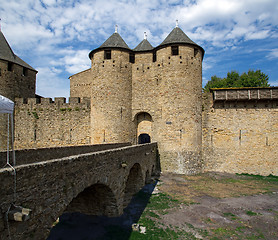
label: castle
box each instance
[0,25,277,175]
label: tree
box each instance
[203,70,270,92]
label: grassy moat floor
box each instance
[48,172,278,240]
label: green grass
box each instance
[246,210,258,216]
[129,193,198,239]
[236,173,278,182]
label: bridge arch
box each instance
[123,163,144,207]
[65,183,119,217]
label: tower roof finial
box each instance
[176,19,179,28]
[115,24,118,33]
[144,32,147,40]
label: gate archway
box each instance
[134,112,152,144]
[138,133,151,144]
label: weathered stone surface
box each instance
[0,143,130,166]
[202,92,278,176]
[0,143,158,240]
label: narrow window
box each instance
[104,50,111,60]
[153,51,157,62]
[171,46,179,55]
[8,62,13,71]
[0,68,1,76]
[194,48,198,57]
[129,53,135,63]
[23,67,28,76]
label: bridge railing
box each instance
[0,143,131,167]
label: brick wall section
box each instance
[0,143,131,166]
[202,90,278,176]
[14,97,91,149]
[0,143,158,240]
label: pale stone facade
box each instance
[69,26,204,174]
[202,88,278,176]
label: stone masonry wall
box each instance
[14,97,91,149]
[131,45,203,174]
[0,143,158,240]
[89,50,133,144]
[69,69,91,98]
[202,91,278,176]
[0,59,36,151]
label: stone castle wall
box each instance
[14,97,91,149]
[202,89,278,176]
[0,59,37,150]
[70,68,91,98]
[70,44,204,174]
[71,49,134,144]
[130,45,203,174]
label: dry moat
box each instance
[47,172,278,240]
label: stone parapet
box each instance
[212,87,278,102]
[0,143,131,167]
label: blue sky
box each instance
[1,0,278,98]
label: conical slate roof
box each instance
[134,39,153,52]
[99,32,130,49]
[0,31,16,62]
[89,31,131,59]
[160,27,198,47]
[0,31,37,71]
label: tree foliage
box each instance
[204,70,270,92]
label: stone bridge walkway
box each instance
[0,143,158,240]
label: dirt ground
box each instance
[145,172,278,240]
[48,172,278,240]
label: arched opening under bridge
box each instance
[65,183,118,217]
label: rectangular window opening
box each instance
[104,50,111,60]
[171,46,179,56]
[129,53,135,63]
[23,67,28,76]
[8,62,13,71]
[153,51,157,62]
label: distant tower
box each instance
[87,27,133,143]
[0,30,37,150]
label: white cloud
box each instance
[267,49,278,59]
[1,0,278,98]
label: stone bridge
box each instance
[0,143,159,240]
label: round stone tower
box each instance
[88,28,133,144]
[154,25,204,174]
[0,30,37,150]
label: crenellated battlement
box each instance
[14,97,92,149]
[15,97,91,109]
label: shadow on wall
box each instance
[47,180,158,240]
